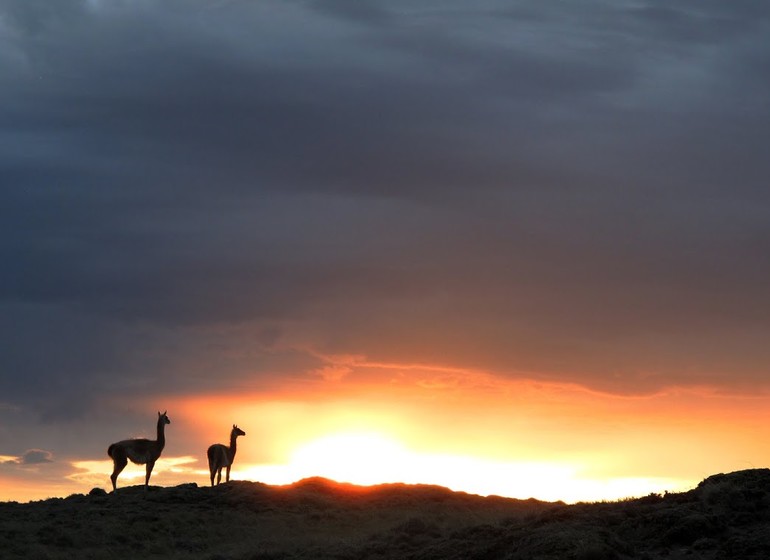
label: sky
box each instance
[2,0,770,503]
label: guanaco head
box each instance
[159,411,171,424]
[232,424,246,437]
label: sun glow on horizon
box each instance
[160,376,761,504]
[57,432,692,504]
[235,431,691,503]
[19,372,766,505]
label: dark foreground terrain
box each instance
[2,469,770,559]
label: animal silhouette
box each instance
[107,411,171,492]
[207,424,246,486]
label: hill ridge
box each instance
[2,469,770,559]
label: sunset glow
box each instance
[1,367,742,504]
[2,0,770,511]
[52,428,693,504]
[68,456,200,488]
[236,431,691,503]
[3,366,769,504]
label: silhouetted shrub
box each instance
[392,517,442,539]
[574,543,620,560]
[662,514,721,546]
[8,471,770,560]
[635,492,664,505]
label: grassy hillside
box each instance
[2,469,770,559]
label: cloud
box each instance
[1,449,54,466]
[0,0,769,422]
[20,449,54,465]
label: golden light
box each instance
[102,369,770,505]
[0,476,78,502]
[290,432,406,485]
[237,430,691,503]
[68,456,202,489]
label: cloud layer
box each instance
[2,0,770,431]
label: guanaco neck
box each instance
[229,430,239,460]
[156,417,167,450]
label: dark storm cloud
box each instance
[1,0,770,427]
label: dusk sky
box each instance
[2,0,770,503]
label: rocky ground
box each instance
[2,469,770,559]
